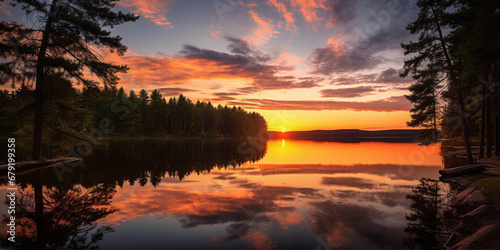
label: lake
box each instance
[0,138,447,249]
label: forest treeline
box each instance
[402,0,500,163]
[0,84,268,138]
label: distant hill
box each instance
[269,129,419,142]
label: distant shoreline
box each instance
[268,129,420,142]
[2,129,422,142]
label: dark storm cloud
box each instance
[320,86,376,98]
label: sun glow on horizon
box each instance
[258,110,411,131]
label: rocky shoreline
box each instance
[440,159,500,249]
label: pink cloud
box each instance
[246,10,280,46]
[289,0,328,23]
[98,38,319,92]
[119,0,175,28]
[265,0,328,31]
[267,0,297,32]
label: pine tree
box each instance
[0,0,138,160]
[401,0,474,163]
[405,65,443,143]
[138,89,153,134]
[450,0,500,158]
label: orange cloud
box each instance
[265,0,329,32]
[96,176,320,230]
[228,96,411,112]
[102,49,249,89]
[119,0,175,28]
[267,0,297,32]
[272,50,303,66]
[326,36,344,53]
[289,0,328,23]
[246,10,280,46]
[99,38,319,92]
[243,231,277,250]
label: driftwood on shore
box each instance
[0,157,81,178]
[439,164,486,177]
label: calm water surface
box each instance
[1,138,445,249]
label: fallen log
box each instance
[459,204,493,219]
[0,157,81,178]
[444,232,458,248]
[439,164,485,177]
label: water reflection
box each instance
[262,140,442,165]
[82,138,267,185]
[1,173,117,249]
[0,139,447,249]
[404,178,452,249]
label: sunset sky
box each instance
[0,0,420,131]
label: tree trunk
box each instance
[201,116,204,134]
[432,91,438,140]
[170,115,173,133]
[495,104,500,156]
[493,63,499,156]
[432,6,473,164]
[32,171,45,250]
[486,96,492,158]
[479,90,486,159]
[32,0,58,161]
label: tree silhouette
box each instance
[448,0,500,158]
[405,64,442,144]
[404,178,451,249]
[401,0,474,163]
[1,184,117,250]
[1,87,268,138]
[0,0,138,160]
